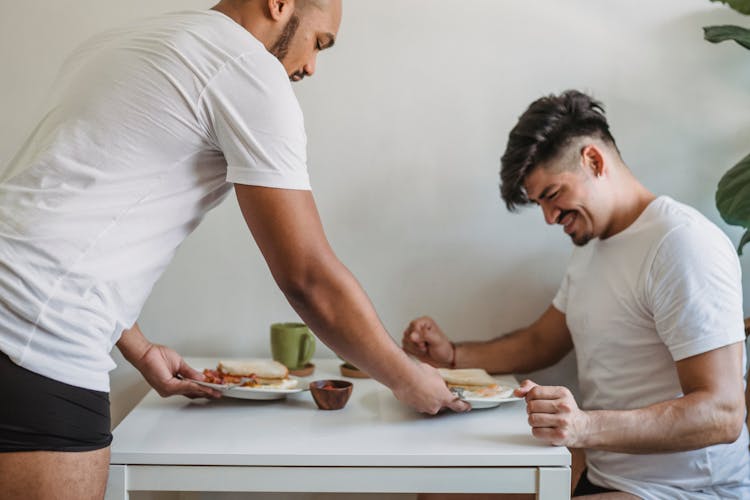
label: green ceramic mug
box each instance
[270,322,316,370]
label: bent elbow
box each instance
[276,273,315,307]
[273,253,342,313]
[723,416,746,444]
[716,403,746,444]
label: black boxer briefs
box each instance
[574,468,618,496]
[0,351,112,452]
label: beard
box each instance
[559,210,593,246]
[571,231,593,246]
[269,14,300,66]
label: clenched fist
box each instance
[402,316,455,368]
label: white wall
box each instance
[2,1,749,497]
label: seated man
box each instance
[404,90,750,499]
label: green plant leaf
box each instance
[739,229,750,255]
[704,25,750,49]
[716,152,750,253]
[710,0,750,15]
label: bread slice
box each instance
[438,368,497,387]
[218,359,289,379]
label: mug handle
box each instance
[300,331,316,365]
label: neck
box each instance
[601,167,656,239]
[211,1,277,51]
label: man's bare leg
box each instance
[0,447,110,500]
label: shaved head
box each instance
[212,0,341,80]
[297,0,327,10]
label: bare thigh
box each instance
[0,447,110,500]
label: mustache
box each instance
[556,210,575,224]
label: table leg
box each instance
[537,466,571,500]
[105,464,129,500]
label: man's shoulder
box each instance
[94,10,267,62]
[646,196,701,226]
[641,196,726,245]
[646,197,738,270]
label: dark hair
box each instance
[499,90,617,211]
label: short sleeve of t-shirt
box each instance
[648,223,745,361]
[200,50,310,190]
[552,271,570,314]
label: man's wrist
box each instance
[449,342,457,369]
[116,326,153,368]
[364,343,417,390]
[577,410,597,449]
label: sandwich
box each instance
[438,368,509,398]
[202,359,298,389]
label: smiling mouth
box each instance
[558,211,577,234]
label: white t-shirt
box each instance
[0,10,310,391]
[553,196,750,499]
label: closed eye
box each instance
[316,34,336,51]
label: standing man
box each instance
[0,1,468,498]
[405,90,749,498]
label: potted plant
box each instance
[704,0,750,253]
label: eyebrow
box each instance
[529,185,555,203]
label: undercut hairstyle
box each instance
[499,90,618,211]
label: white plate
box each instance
[456,375,524,409]
[223,383,305,400]
[464,395,524,409]
[187,377,305,400]
[189,379,235,390]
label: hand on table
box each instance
[391,360,471,415]
[515,379,589,447]
[135,344,222,399]
[402,316,454,368]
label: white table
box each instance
[106,358,570,499]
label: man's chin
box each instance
[570,232,593,246]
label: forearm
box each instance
[452,306,572,374]
[454,329,565,374]
[115,322,152,367]
[454,330,531,374]
[281,258,418,390]
[582,391,744,453]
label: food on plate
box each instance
[438,368,511,398]
[202,359,299,389]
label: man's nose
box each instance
[303,54,317,77]
[541,202,559,225]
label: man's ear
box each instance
[267,0,295,22]
[581,144,605,178]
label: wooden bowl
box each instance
[309,379,353,410]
